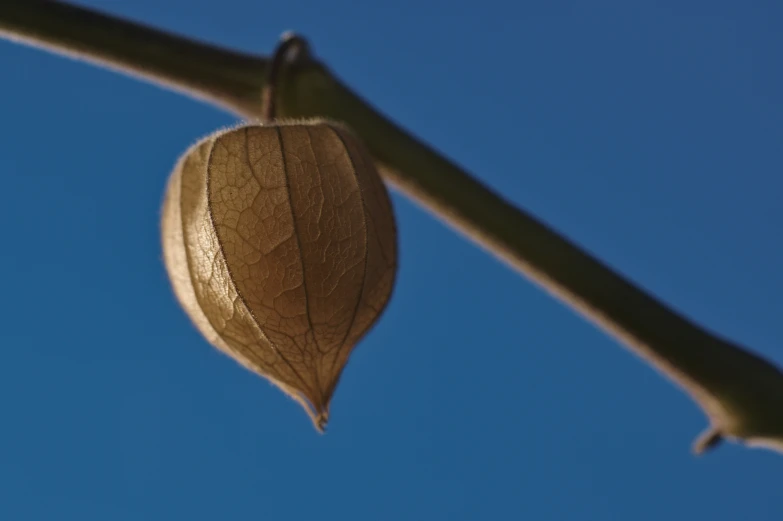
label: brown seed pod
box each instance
[161,119,398,431]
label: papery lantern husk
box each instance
[161,119,397,431]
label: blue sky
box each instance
[1,1,782,519]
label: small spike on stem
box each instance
[693,427,724,455]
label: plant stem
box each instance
[0,1,266,112]
[2,0,782,454]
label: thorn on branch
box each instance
[692,427,724,455]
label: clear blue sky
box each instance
[1,1,781,519]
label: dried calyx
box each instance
[160,34,398,431]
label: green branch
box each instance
[2,0,782,454]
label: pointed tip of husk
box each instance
[304,401,329,433]
[314,411,329,434]
[279,382,332,433]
